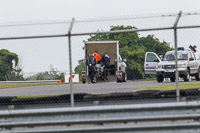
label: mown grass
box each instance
[17,95,58,98]
[128,80,156,82]
[0,82,77,98]
[139,82,200,91]
[0,83,62,89]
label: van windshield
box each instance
[163,52,188,61]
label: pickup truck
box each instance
[82,41,127,83]
[144,47,200,82]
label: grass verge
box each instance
[139,82,200,91]
[17,95,58,98]
[0,83,62,89]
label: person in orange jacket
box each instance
[93,51,101,63]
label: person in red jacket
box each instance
[93,51,100,63]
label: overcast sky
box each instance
[0,0,200,23]
[0,0,200,76]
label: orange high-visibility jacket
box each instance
[93,52,100,62]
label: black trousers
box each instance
[88,70,95,83]
[103,67,109,79]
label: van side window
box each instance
[146,53,158,62]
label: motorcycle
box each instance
[95,63,105,81]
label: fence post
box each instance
[68,18,75,107]
[174,11,182,102]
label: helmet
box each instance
[89,53,94,57]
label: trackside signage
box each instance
[65,74,79,83]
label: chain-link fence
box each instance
[0,11,200,108]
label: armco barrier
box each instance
[1,101,200,133]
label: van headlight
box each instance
[155,65,162,69]
[155,65,158,69]
[178,64,185,68]
[155,65,159,69]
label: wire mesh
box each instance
[0,12,200,108]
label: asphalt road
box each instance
[0,80,198,96]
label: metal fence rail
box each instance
[1,101,200,133]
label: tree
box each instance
[0,49,19,81]
[87,25,172,79]
[28,65,65,82]
[8,59,24,81]
[49,65,65,82]
[74,59,85,80]
[8,66,24,81]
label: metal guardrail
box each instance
[0,80,59,84]
[1,101,200,133]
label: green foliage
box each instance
[0,49,20,81]
[88,25,172,79]
[34,71,64,81]
[28,65,65,82]
[49,65,65,81]
[8,67,24,81]
[74,59,85,80]
[53,72,65,82]
[36,72,47,80]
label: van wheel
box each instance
[170,77,175,82]
[117,78,122,83]
[157,75,164,82]
[195,68,200,81]
[123,73,127,82]
[183,69,190,82]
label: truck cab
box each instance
[144,47,200,82]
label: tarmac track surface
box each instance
[0,81,198,96]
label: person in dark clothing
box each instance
[86,54,97,83]
[101,52,110,80]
